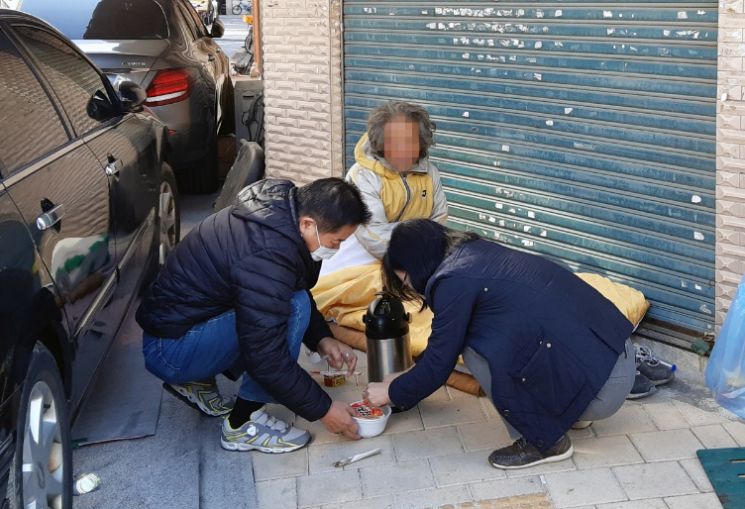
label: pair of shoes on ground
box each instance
[627,344,676,400]
[165,379,310,453]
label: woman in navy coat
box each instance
[364,219,636,469]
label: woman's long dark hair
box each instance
[382,219,479,306]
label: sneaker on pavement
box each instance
[488,435,573,469]
[626,371,657,400]
[636,345,675,386]
[221,406,311,453]
[164,379,234,416]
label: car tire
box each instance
[158,164,180,264]
[7,343,72,509]
[231,4,241,15]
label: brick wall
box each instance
[260,0,344,185]
[717,0,745,327]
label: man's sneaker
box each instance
[626,371,657,400]
[164,379,234,416]
[221,407,311,453]
[488,435,573,469]
[636,345,676,386]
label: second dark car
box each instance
[20,0,233,194]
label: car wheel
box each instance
[158,164,180,264]
[231,4,241,15]
[7,343,72,509]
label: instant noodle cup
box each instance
[350,400,391,438]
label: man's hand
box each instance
[318,337,358,375]
[363,381,391,407]
[321,401,360,440]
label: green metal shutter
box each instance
[343,1,717,343]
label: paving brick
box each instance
[573,436,644,469]
[505,458,576,479]
[664,493,723,509]
[673,400,731,427]
[419,392,487,429]
[359,459,435,495]
[307,435,394,475]
[297,469,362,507]
[252,448,308,481]
[428,450,507,486]
[592,404,657,437]
[629,429,704,461]
[395,485,473,508]
[692,424,739,448]
[641,400,690,430]
[723,420,745,445]
[468,475,545,501]
[479,398,502,419]
[256,478,297,509]
[679,459,715,492]
[612,461,698,500]
[322,495,396,509]
[596,500,667,509]
[457,420,513,452]
[294,416,347,445]
[545,468,627,507]
[392,426,463,461]
[384,407,425,434]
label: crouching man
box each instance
[136,178,371,452]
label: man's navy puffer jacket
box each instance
[136,179,333,421]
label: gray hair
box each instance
[366,101,435,161]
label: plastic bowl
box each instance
[350,401,392,438]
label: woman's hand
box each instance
[318,337,358,375]
[363,381,391,407]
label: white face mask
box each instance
[311,224,338,261]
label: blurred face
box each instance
[384,116,420,173]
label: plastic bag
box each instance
[706,274,745,418]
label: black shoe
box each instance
[626,371,657,400]
[488,435,573,470]
[636,345,676,386]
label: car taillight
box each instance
[145,69,190,107]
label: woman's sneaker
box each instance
[635,345,676,386]
[221,406,311,454]
[626,371,657,400]
[164,379,234,416]
[488,435,573,469]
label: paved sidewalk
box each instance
[254,348,742,509]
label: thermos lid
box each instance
[363,293,410,340]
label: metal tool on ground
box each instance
[333,448,382,468]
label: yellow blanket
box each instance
[312,265,649,357]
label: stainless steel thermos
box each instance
[363,293,412,382]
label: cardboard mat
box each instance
[436,493,553,509]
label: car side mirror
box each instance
[210,19,225,38]
[87,90,119,121]
[119,81,147,112]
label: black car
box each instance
[19,0,234,194]
[0,10,180,508]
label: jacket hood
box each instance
[231,179,306,249]
[354,133,429,179]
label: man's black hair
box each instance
[296,178,372,232]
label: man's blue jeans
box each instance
[142,291,311,402]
